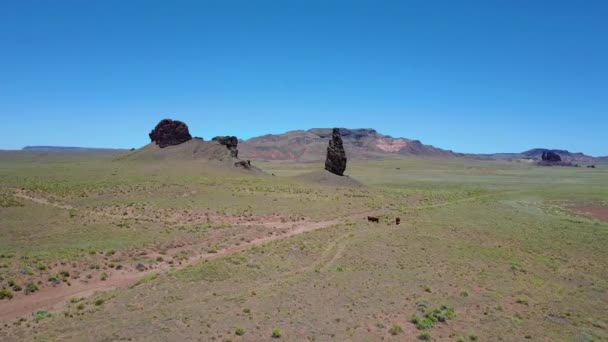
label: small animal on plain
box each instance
[395,217,401,225]
[367,216,379,223]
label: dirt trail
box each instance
[0,209,387,322]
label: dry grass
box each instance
[0,154,606,341]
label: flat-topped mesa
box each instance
[212,136,239,158]
[149,119,192,148]
[324,128,347,176]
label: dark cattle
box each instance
[588,165,596,168]
[395,217,401,225]
[367,216,379,223]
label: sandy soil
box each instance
[0,208,387,322]
[570,205,608,222]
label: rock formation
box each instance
[324,128,347,176]
[234,160,252,169]
[538,150,575,167]
[149,119,192,148]
[212,136,239,158]
[541,151,562,163]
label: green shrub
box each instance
[418,332,432,340]
[37,263,47,271]
[95,298,105,306]
[469,334,478,341]
[235,327,245,336]
[0,288,13,299]
[25,282,39,294]
[389,324,403,335]
[271,328,282,338]
[411,305,455,330]
[33,310,50,322]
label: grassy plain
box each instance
[0,152,607,341]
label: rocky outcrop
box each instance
[149,119,192,148]
[324,128,347,176]
[538,150,575,166]
[212,136,239,158]
[234,160,252,169]
[541,151,562,163]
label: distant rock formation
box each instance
[541,151,562,163]
[324,128,347,176]
[212,136,239,158]
[538,150,575,167]
[149,119,192,148]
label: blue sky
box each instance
[1,1,607,155]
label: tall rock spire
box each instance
[325,128,347,176]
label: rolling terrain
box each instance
[0,151,607,341]
[18,129,607,165]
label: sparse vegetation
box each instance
[33,310,50,322]
[389,324,403,335]
[418,331,432,340]
[0,152,606,341]
[271,328,282,338]
[25,282,39,294]
[0,287,13,299]
[411,305,455,330]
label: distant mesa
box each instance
[238,127,458,162]
[325,128,347,176]
[22,146,124,151]
[149,119,192,148]
[212,136,239,158]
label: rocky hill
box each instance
[478,148,606,164]
[239,128,460,161]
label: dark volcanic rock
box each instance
[234,160,252,169]
[538,150,575,166]
[324,128,347,176]
[212,136,239,158]
[541,151,562,162]
[149,119,192,148]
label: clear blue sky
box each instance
[1,1,607,155]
